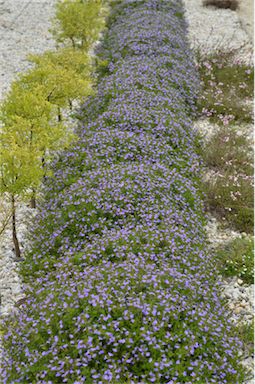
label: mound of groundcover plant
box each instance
[1,0,247,382]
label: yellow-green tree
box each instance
[50,0,107,49]
[20,49,93,121]
[0,83,73,257]
[0,46,95,257]
[0,0,107,258]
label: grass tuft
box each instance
[197,51,254,125]
[215,236,254,284]
[237,321,254,358]
[203,125,253,233]
[198,47,254,234]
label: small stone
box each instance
[234,307,242,314]
[237,278,244,285]
[232,290,242,301]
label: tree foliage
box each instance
[0,130,38,197]
[0,81,72,173]
[0,46,94,201]
[21,49,94,119]
[50,0,107,49]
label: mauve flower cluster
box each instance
[1,0,247,383]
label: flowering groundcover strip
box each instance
[1,0,247,383]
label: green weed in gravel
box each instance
[197,51,254,125]
[215,236,254,284]
[203,127,253,173]
[205,172,253,233]
[203,127,253,233]
[237,321,254,359]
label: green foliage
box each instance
[21,49,94,117]
[215,236,254,284]
[205,172,253,233]
[203,127,253,173]
[237,321,254,359]
[197,51,254,125]
[203,127,253,233]
[1,83,52,123]
[0,0,107,258]
[28,48,92,78]
[50,0,107,49]
[0,81,72,198]
[0,44,96,201]
[0,131,39,197]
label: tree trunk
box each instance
[12,195,21,258]
[30,197,36,209]
[71,37,75,48]
[30,189,36,209]
[58,107,62,122]
[42,155,47,181]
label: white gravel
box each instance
[183,0,253,63]
[0,0,57,99]
[236,0,254,41]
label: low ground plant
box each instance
[197,50,254,125]
[205,173,253,233]
[237,321,254,358]
[203,127,253,233]
[215,236,254,284]
[203,126,253,173]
